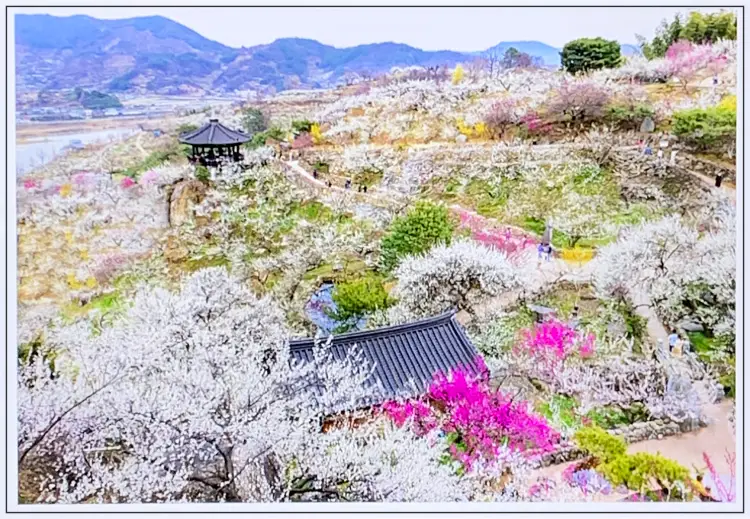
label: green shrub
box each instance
[118,144,182,179]
[379,201,455,272]
[536,395,581,430]
[248,127,286,149]
[600,452,690,498]
[353,169,383,188]
[586,406,631,429]
[313,161,330,174]
[672,105,736,151]
[291,119,313,135]
[605,104,655,130]
[330,274,394,324]
[575,425,691,499]
[560,37,622,74]
[195,165,210,183]
[241,107,267,134]
[574,425,627,462]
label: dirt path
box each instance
[536,400,735,500]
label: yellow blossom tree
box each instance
[452,65,465,85]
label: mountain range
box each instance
[15,14,640,96]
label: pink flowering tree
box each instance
[455,208,536,258]
[292,132,314,150]
[513,320,596,385]
[381,358,561,472]
[546,81,612,124]
[663,41,715,91]
[484,99,521,138]
[699,451,736,502]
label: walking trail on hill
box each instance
[283,156,735,483]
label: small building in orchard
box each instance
[288,310,483,431]
[179,119,251,167]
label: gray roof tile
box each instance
[179,119,251,146]
[288,311,483,408]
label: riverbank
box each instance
[16,116,169,142]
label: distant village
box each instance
[15,88,246,123]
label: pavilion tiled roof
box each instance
[179,119,251,146]
[288,311,482,408]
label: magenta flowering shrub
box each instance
[120,177,136,189]
[520,110,553,136]
[23,179,40,190]
[381,358,560,471]
[514,320,595,379]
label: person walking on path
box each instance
[715,174,724,188]
[668,329,679,353]
[327,180,332,188]
[544,243,552,262]
[363,185,367,193]
[537,243,545,265]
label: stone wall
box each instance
[538,418,706,467]
[674,154,736,184]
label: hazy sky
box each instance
[12,6,727,50]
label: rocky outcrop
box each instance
[169,179,207,227]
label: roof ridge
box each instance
[288,310,458,349]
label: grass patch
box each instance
[60,290,124,322]
[183,255,230,273]
[116,142,187,179]
[303,258,369,282]
[291,200,334,223]
[586,406,631,429]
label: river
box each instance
[15,126,138,176]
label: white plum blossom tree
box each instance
[593,210,735,337]
[18,268,469,503]
[391,239,528,319]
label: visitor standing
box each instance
[667,329,679,353]
[544,244,552,262]
[327,180,332,188]
[670,149,678,166]
[644,145,653,156]
[537,243,545,265]
[715,174,724,188]
[363,185,367,193]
